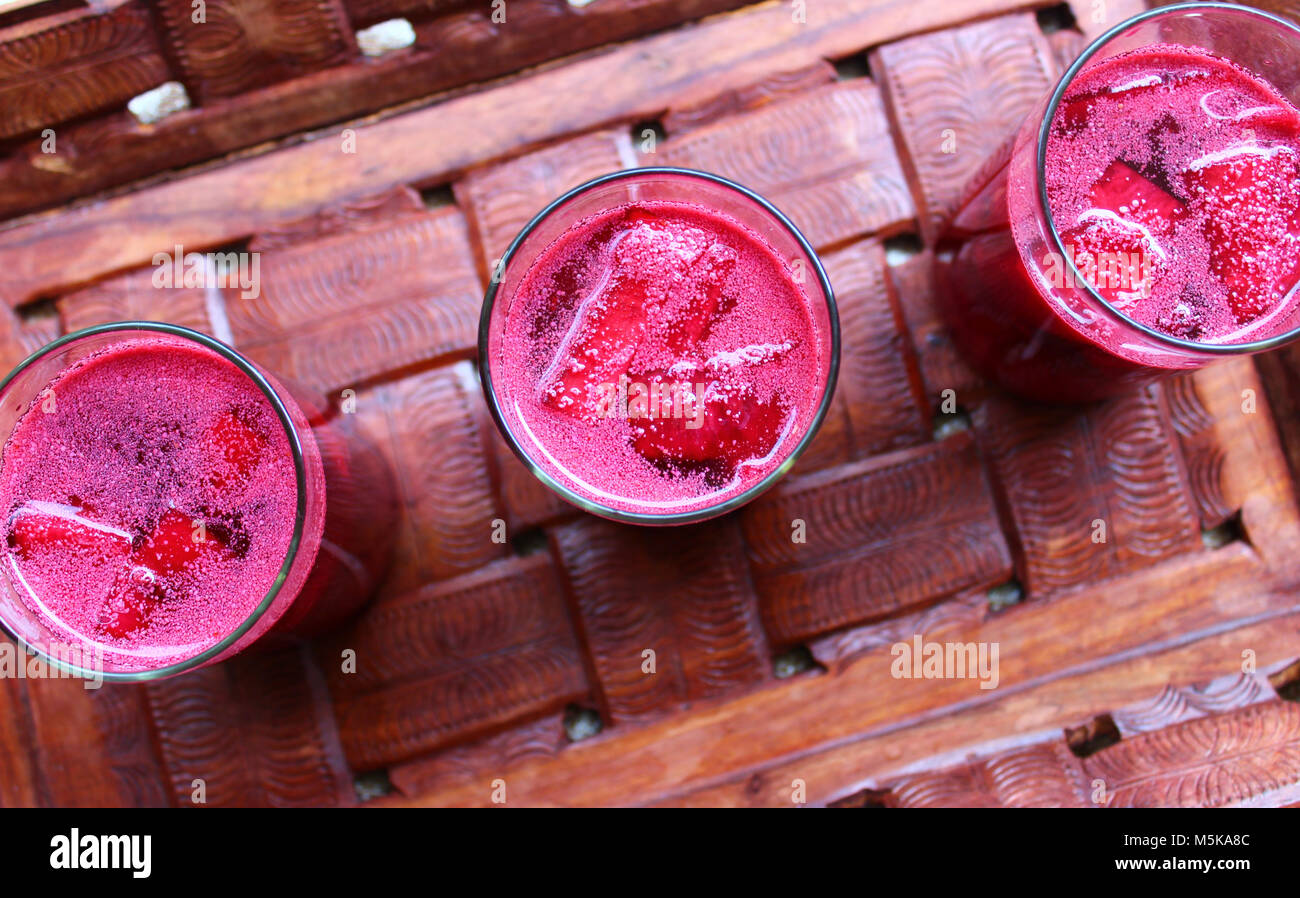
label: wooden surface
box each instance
[2,0,1300,808]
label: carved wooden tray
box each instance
[2,0,1300,807]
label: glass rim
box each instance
[1036,0,1300,356]
[477,166,842,526]
[0,321,310,682]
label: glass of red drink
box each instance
[480,167,840,525]
[0,322,395,682]
[940,2,1300,402]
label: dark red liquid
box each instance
[496,201,825,515]
[940,44,1300,402]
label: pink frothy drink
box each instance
[0,324,395,679]
[938,3,1300,402]
[480,169,840,524]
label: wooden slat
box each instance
[881,689,1300,808]
[57,264,223,335]
[741,434,1011,645]
[1163,372,1236,530]
[387,714,568,799]
[488,426,575,535]
[1068,0,1148,39]
[870,13,1058,243]
[1086,700,1300,808]
[19,669,179,808]
[349,362,507,595]
[819,239,929,456]
[0,660,43,807]
[144,646,354,807]
[889,249,986,404]
[887,740,1088,807]
[1110,672,1276,736]
[974,385,1202,596]
[551,515,770,724]
[660,61,837,135]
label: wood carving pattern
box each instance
[88,687,170,808]
[741,435,1010,646]
[488,427,574,534]
[1257,345,1300,491]
[0,310,29,385]
[57,265,220,335]
[349,363,507,593]
[551,516,769,724]
[387,715,567,798]
[247,186,426,252]
[870,13,1058,243]
[975,385,1201,596]
[1094,386,1203,567]
[454,129,634,277]
[889,250,984,403]
[1047,28,1087,78]
[1162,372,1235,529]
[155,0,355,102]
[0,2,170,139]
[888,741,1089,808]
[657,81,915,249]
[1110,672,1276,736]
[819,240,928,458]
[865,691,1300,809]
[333,640,585,770]
[0,673,42,807]
[808,590,988,672]
[144,646,354,807]
[325,555,587,769]
[1084,700,1300,808]
[230,206,480,396]
[661,62,837,135]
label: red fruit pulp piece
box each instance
[1088,161,1185,237]
[99,565,164,639]
[1185,146,1300,323]
[136,508,227,577]
[203,409,269,488]
[1059,217,1164,311]
[630,376,788,469]
[7,501,132,564]
[666,242,738,353]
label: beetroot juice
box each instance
[0,325,394,678]
[481,169,838,523]
[939,4,1300,402]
